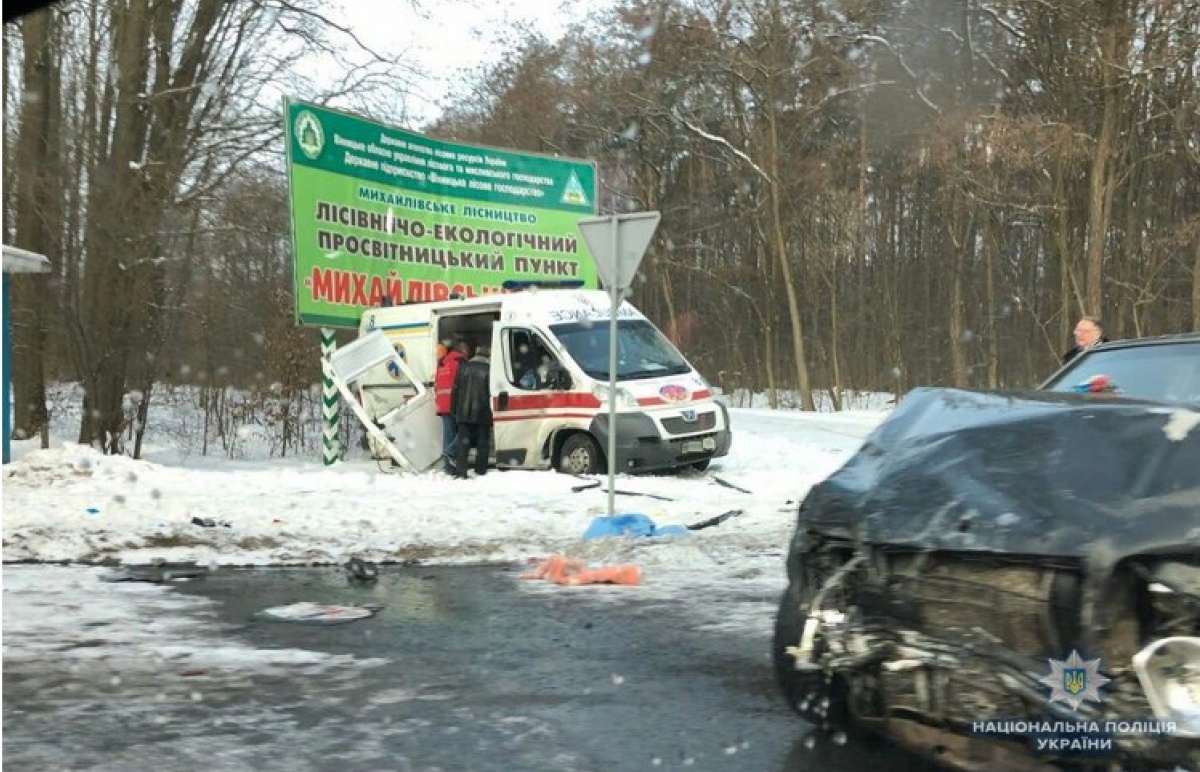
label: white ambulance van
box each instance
[323,285,732,474]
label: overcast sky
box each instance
[342,0,609,126]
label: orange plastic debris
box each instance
[566,564,642,586]
[519,555,642,586]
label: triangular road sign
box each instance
[577,212,661,292]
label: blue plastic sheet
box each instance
[582,513,691,540]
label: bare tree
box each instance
[7,0,422,454]
[7,8,61,444]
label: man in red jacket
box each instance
[434,339,468,472]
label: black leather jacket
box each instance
[1062,336,1110,364]
[451,357,492,424]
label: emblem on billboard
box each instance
[659,384,689,403]
[294,110,324,160]
[561,172,590,206]
[1038,650,1110,710]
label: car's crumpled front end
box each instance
[774,387,1200,771]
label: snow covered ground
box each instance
[3,393,892,720]
[3,403,889,568]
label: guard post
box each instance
[2,245,51,463]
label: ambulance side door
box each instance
[491,326,568,469]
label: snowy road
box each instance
[2,562,929,772]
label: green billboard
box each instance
[283,99,599,328]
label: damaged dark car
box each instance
[774,333,1200,771]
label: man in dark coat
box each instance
[450,343,492,478]
[1062,315,1110,364]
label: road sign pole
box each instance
[576,211,662,517]
[606,227,620,518]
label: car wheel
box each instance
[557,433,604,475]
[773,581,827,716]
[774,554,853,728]
[690,458,711,472]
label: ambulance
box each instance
[323,283,732,474]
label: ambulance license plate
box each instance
[682,437,716,455]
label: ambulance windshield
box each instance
[552,319,693,381]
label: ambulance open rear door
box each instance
[322,330,443,472]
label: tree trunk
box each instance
[1084,10,1128,315]
[948,193,968,388]
[827,267,843,411]
[76,0,225,452]
[1193,234,1200,331]
[10,9,60,444]
[77,0,153,451]
[1053,161,1082,356]
[984,215,998,388]
[766,107,814,410]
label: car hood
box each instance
[796,387,1200,562]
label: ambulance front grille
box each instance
[661,411,717,435]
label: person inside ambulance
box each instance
[511,331,556,391]
[518,360,545,390]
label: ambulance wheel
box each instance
[558,433,604,475]
[690,458,711,472]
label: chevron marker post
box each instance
[321,328,340,465]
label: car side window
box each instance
[506,329,559,391]
[1043,342,1200,405]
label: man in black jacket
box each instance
[450,343,493,478]
[1062,315,1110,364]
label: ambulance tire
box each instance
[557,433,604,475]
[690,459,711,472]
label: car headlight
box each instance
[1131,636,1200,737]
[592,383,637,409]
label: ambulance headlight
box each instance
[1131,636,1200,737]
[592,384,637,409]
